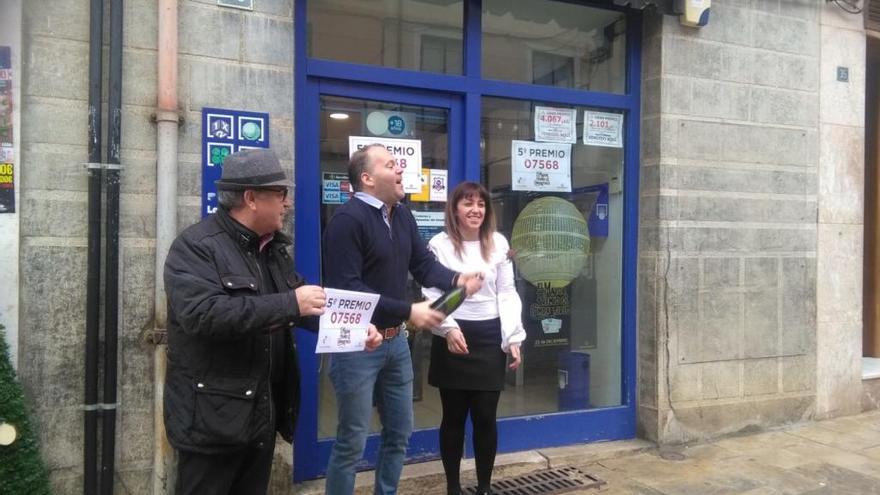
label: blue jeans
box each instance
[325,335,414,495]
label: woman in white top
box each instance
[422,181,526,495]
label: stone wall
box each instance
[18,1,295,491]
[639,0,865,443]
[815,1,865,420]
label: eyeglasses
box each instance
[256,187,290,201]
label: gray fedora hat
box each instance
[215,148,291,190]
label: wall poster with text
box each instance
[0,46,15,213]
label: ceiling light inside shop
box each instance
[329,112,350,120]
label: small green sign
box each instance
[209,144,232,166]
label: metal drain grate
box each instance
[464,466,606,495]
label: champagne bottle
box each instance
[429,286,466,316]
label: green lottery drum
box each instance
[510,197,590,289]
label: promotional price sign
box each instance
[534,106,577,144]
[316,289,380,353]
[583,111,623,148]
[510,140,572,193]
[349,136,422,194]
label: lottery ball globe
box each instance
[510,197,589,288]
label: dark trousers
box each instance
[439,388,501,493]
[176,442,275,495]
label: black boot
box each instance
[447,486,463,495]
[475,486,492,495]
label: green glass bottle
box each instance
[429,286,466,316]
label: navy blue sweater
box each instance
[322,196,457,328]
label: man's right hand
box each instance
[409,300,444,329]
[295,285,326,316]
[458,272,484,296]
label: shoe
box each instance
[475,487,492,495]
[447,486,462,495]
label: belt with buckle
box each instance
[378,323,407,340]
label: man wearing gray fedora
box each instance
[163,148,382,494]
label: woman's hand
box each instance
[508,344,522,370]
[446,328,469,355]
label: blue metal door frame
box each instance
[294,0,642,482]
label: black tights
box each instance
[439,388,501,493]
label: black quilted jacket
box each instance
[163,207,315,454]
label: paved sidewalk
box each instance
[576,411,880,494]
[297,410,880,494]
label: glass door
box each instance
[317,94,456,435]
[294,80,463,479]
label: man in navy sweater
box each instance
[323,144,483,494]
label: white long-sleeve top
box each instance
[422,231,527,352]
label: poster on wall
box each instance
[0,47,14,214]
[534,106,577,144]
[348,136,422,194]
[510,140,571,193]
[583,111,623,148]
[201,107,270,217]
[0,162,13,214]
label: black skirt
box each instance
[428,318,506,391]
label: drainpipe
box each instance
[85,0,103,492]
[100,0,123,492]
[152,0,179,492]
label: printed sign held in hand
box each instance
[317,288,380,353]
